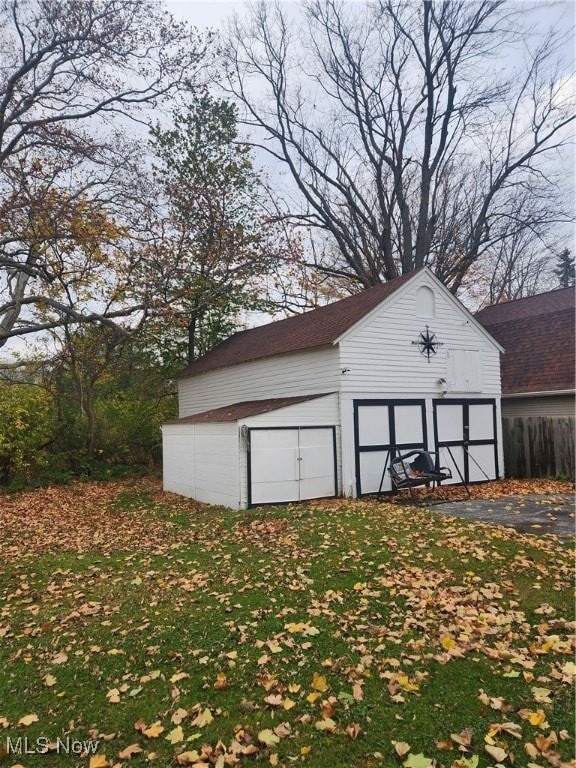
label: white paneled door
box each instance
[249,427,336,505]
[433,399,498,484]
[354,400,427,495]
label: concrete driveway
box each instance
[432,493,575,536]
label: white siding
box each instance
[336,272,503,492]
[178,346,339,417]
[162,423,240,508]
[502,394,575,418]
[242,393,339,426]
[337,272,501,397]
[238,394,341,508]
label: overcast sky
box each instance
[166,0,575,29]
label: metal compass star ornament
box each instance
[412,325,443,362]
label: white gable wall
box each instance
[336,271,503,495]
[337,271,501,397]
[178,346,339,417]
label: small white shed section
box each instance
[162,393,340,509]
[164,268,504,508]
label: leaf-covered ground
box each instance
[0,478,574,768]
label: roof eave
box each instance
[503,389,575,399]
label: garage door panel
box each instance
[436,405,463,443]
[251,480,300,505]
[468,404,495,441]
[251,430,299,484]
[300,475,335,500]
[298,428,334,451]
[359,451,392,494]
[437,445,465,485]
[468,444,496,482]
[249,427,336,505]
[354,400,426,496]
[251,429,296,451]
[394,405,424,445]
[251,450,299,483]
[434,400,498,484]
[300,445,333,479]
[357,407,390,446]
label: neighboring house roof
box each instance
[165,394,334,424]
[178,270,422,378]
[475,288,575,396]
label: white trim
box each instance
[335,268,504,353]
[503,389,575,399]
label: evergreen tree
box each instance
[149,95,281,363]
[554,249,575,289]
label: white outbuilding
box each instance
[162,268,503,508]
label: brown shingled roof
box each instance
[475,288,575,395]
[165,394,334,424]
[178,270,421,378]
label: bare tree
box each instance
[226,0,574,295]
[0,0,214,348]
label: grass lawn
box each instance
[0,478,574,768]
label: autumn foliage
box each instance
[0,478,573,767]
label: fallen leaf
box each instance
[89,757,109,768]
[171,708,188,725]
[485,744,507,762]
[403,753,434,768]
[170,672,189,684]
[312,672,328,692]
[258,729,280,747]
[531,687,552,704]
[451,757,479,768]
[393,741,411,757]
[143,722,164,739]
[273,723,291,739]
[346,723,362,740]
[315,717,336,732]
[451,729,473,748]
[118,744,143,760]
[175,751,200,765]
[18,714,39,727]
[165,726,184,744]
[190,708,213,728]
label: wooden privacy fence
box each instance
[502,416,575,479]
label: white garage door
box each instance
[354,400,427,495]
[249,427,336,506]
[433,399,498,484]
